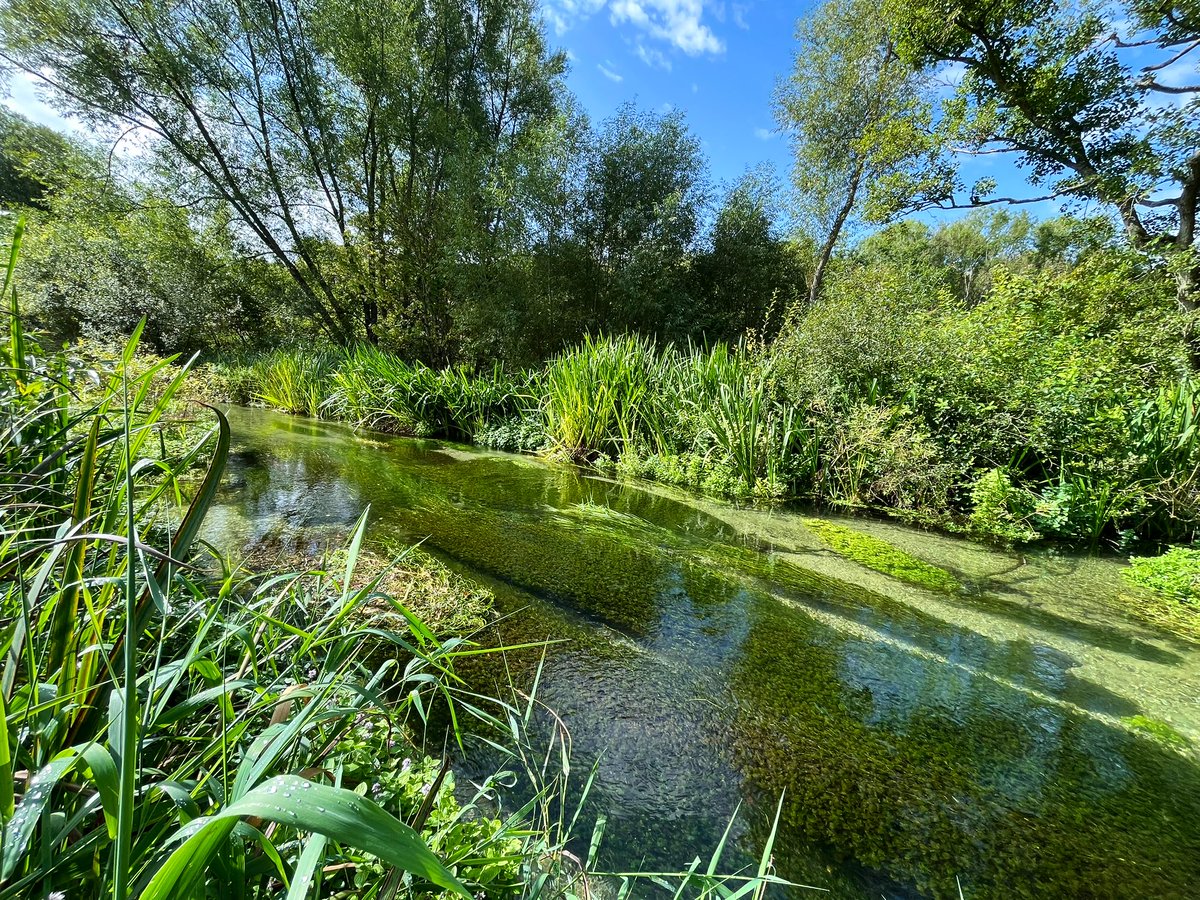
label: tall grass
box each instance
[541,333,661,458]
[252,347,343,417]
[328,344,524,439]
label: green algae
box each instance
[804,517,962,593]
[1123,715,1191,749]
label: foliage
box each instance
[880,0,1200,324]
[775,0,946,303]
[1123,547,1200,605]
[541,333,659,459]
[253,347,345,418]
[0,112,271,354]
[690,167,807,341]
[967,468,1040,546]
[0,252,474,896]
[0,0,568,349]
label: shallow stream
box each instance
[202,406,1200,899]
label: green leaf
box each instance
[141,776,469,899]
[284,831,328,900]
[1,755,77,880]
[0,689,11,821]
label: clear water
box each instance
[202,406,1200,899]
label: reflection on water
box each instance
[202,407,1200,899]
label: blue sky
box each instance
[537,0,1073,226]
[539,0,800,193]
[9,0,1158,229]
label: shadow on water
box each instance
[203,407,1200,900]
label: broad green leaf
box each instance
[141,776,469,899]
[1,756,77,880]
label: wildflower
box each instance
[401,757,412,772]
[419,783,432,797]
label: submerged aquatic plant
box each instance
[804,518,961,593]
[1122,715,1191,749]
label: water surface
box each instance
[203,407,1200,899]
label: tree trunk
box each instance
[808,162,863,306]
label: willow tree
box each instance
[0,0,566,353]
[774,0,946,305]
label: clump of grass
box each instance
[327,344,524,439]
[804,518,961,593]
[253,346,343,416]
[0,224,525,898]
[542,332,661,458]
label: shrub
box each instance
[967,468,1041,545]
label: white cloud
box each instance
[692,82,699,93]
[635,42,673,71]
[542,0,607,34]
[598,62,624,82]
[753,127,774,140]
[610,0,725,55]
[732,2,749,29]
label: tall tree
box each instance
[774,0,946,305]
[692,167,805,340]
[570,103,707,337]
[882,0,1200,322]
[0,0,566,352]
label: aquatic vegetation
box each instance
[731,599,1200,899]
[252,346,343,416]
[1123,547,1200,605]
[967,467,1040,546]
[1122,715,1191,749]
[541,332,660,458]
[804,517,962,592]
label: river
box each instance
[200,406,1200,899]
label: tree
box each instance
[882,0,1200,324]
[0,0,566,353]
[569,103,707,337]
[774,0,947,306]
[691,167,806,340]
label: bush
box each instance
[967,468,1040,545]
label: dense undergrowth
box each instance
[205,248,1199,555]
[0,225,789,898]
